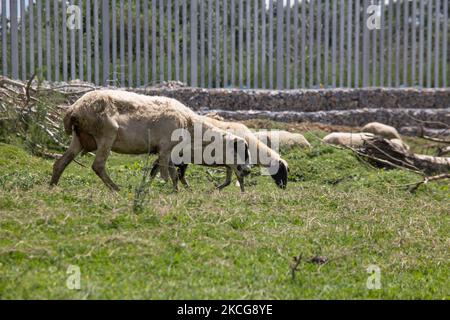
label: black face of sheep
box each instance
[271,160,288,189]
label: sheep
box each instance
[50,90,251,191]
[323,132,375,147]
[362,122,402,140]
[253,130,311,149]
[150,116,289,190]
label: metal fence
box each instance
[0,0,449,89]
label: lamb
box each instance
[150,116,289,190]
[50,90,250,191]
[253,130,311,149]
[322,132,375,147]
[362,122,402,140]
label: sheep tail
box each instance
[63,107,75,135]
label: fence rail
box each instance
[0,0,449,89]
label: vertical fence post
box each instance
[434,0,440,88]
[418,0,424,87]
[347,0,353,87]
[152,0,157,83]
[29,0,35,76]
[208,0,213,87]
[426,0,432,87]
[261,0,266,89]
[379,0,385,87]
[175,0,180,82]
[78,0,84,81]
[246,0,251,88]
[268,0,273,89]
[231,0,235,87]
[324,0,330,88]
[128,0,133,86]
[285,0,290,89]
[443,0,448,87]
[309,0,314,88]
[293,0,299,89]
[86,0,91,83]
[94,0,99,85]
[159,0,164,82]
[301,0,306,88]
[182,0,187,84]
[112,0,116,84]
[45,0,51,81]
[217,0,222,87]
[102,0,110,85]
[10,0,19,79]
[167,0,172,80]
[411,0,416,86]
[62,0,67,81]
[395,0,400,87]
[120,0,125,86]
[387,0,393,87]
[223,0,228,87]
[190,0,197,86]
[239,0,243,88]
[37,0,43,78]
[21,0,26,80]
[218,0,221,87]
[199,0,205,87]
[362,0,369,87]
[254,0,258,89]
[372,0,377,87]
[316,0,321,88]
[53,0,59,81]
[340,0,345,87]
[403,0,409,86]
[332,0,337,87]
[70,0,76,81]
[354,0,360,87]
[1,0,7,76]
[136,0,141,86]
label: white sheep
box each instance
[253,130,311,149]
[362,122,402,140]
[150,116,289,190]
[322,132,375,147]
[50,90,250,191]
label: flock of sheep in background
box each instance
[49,90,411,192]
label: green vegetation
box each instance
[0,127,448,299]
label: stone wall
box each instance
[134,86,450,129]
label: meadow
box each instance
[0,127,448,299]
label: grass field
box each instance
[0,128,448,299]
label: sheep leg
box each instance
[159,151,179,191]
[232,167,246,192]
[91,137,120,192]
[50,134,83,186]
[168,162,179,192]
[149,159,160,182]
[216,167,233,190]
[177,164,190,188]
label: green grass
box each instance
[0,134,449,299]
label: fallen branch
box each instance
[408,173,450,193]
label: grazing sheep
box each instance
[323,132,375,147]
[151,116,289,190]
[254,130,311,149]
[362,122,402,140]
[50,90,250,191]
